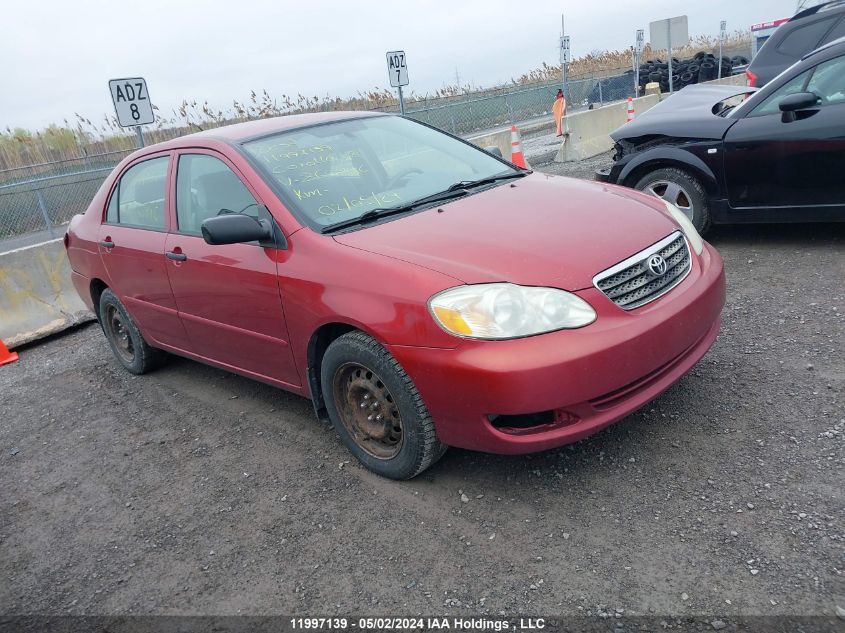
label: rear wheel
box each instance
[321,331,446,480]
[634,167,712,235]
[99,289,166,375]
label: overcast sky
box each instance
[2,0,798,132]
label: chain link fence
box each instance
[377,72,638,136]
[0,71,641,250]
[0,168,119,243]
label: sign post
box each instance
[634,29,644,96]
[559,14,570,99]
[109,77,155,147]
[649,16,689,94]
[386,51,409,115]
[718,20,727,80]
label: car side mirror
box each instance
[483,146,503,158]
[201,214,273,245]
[779,92,819,112]
[779,92,819,122]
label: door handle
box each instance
[166,251,187,261]
[99,239,115,248]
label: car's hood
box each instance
[332,174,678,291]
[611,84,756,142]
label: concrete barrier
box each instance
[555,94,660,162]
[465,118,552,165]
[467,127,514,161]
[0,239,95,348]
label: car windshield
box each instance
[241,116,519,231]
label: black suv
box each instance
[748,1,845,87]
[595,38,845,234]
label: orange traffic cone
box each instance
[626,97,636,123]
[510,125,527,168]
[0,339,18,367]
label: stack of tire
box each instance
[638,51,750,93]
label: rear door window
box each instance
[107,157,169,229]
[820,16,845,44]
[777,17,839,57]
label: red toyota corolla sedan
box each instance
[65,112,725,479]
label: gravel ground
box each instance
[1,160,843,628]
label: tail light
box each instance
[746,69,758,87]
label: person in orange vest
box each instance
[552,89,567,137]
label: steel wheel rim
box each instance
[644,180,694,220]
[332,362,403,460]
[104,305,134,363]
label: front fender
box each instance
[617,146,721,198]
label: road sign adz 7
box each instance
[386,51,409,87]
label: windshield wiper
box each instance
[445,171,528,192]
[320,188,472,234]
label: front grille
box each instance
[593,232,691,310]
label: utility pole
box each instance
[634,29,644,97]
[666,20,674,93]
[718,20,726,80]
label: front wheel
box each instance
[321,331,446,480]
[634,167,712,235]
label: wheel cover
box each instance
[643,180,694,220]
[104,305,135,363]
[332,362,403,460]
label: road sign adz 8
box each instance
[109,77,155,127]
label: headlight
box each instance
[429,283,596,340]
[663,201,703,255]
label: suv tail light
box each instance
[746,68,758,87]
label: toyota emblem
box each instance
[647,254,668,276]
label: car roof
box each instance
[153,110,387,150]
[793,0,845,21]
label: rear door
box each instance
[723,54,845,212]
[163,149,299,388]
[98,153,191,350]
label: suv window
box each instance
[820,17,845,44]
[748,69,812,117]
[806,55,845,105]
[777,17,838,57]
[108,157,169,229]
[176,154,268,234]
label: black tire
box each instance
[698,62,717,82]
[634,167,712,235]
[99,288,166,375]
[321,331,446,480]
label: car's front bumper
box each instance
[595,166,613,183]
[388,242,725,454]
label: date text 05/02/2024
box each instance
[290,617,546,631]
